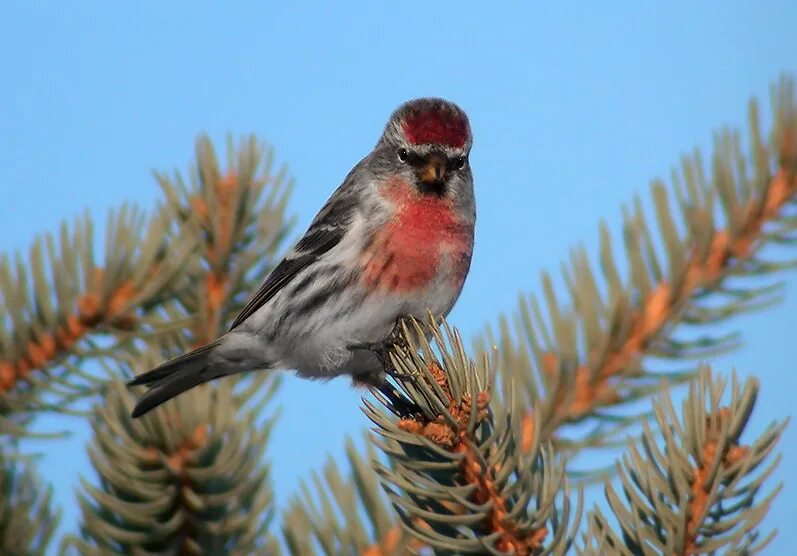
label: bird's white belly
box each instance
[293,253,463,378]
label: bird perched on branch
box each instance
[129,98,476,418]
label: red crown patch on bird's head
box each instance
[397,99,470,149]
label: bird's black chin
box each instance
[417,180,447,197]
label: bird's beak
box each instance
[418,153,447,185]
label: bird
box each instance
[128,97,476,418]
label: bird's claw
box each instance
[374,382,423,420]
[388,317,413,351]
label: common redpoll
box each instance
[130,98,475,418]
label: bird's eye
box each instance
[455,156,467,169]
[397,148,409,162]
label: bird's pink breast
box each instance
[362,183,473,293]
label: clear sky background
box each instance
[2,2,796,553]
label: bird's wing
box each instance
[229,185,359,330]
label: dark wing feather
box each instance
[229,188,358,330]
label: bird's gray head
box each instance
[374,98,473,200]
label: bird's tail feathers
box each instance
[128,341,221,418]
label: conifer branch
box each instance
[63,370,279,555]
[71,134,293,553]
[480,75,797,466]
[0,451,59,555]
[0,206,192,433]
[578,367,786,555]
[282,438,413,556]
[362,318,581,555]
[154,134,293,346]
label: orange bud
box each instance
[26,341,48,369]
[39,334,57,360]
[108,282,136,317]
[398,418,424,435]
[642,283,671,337]
[77,293,103,326]
[204,273,227,313]
[541,352,559,375]
[0,362,15,391]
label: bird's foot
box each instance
[374,381,423,420]
[353,368,422,419]
[367,318,413,366]
[387,317,413,352]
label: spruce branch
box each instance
[479,75,797,468]
[63,366,279,555]
[69,134,293,554]
[578,367,787,555]
[0,205,192,434]
[154,133,293,346]
[282,438,407,556]
[0,450,59,555]
[363,318,581,555]
[282,437,422,556]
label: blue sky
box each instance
[2,2,796,552]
